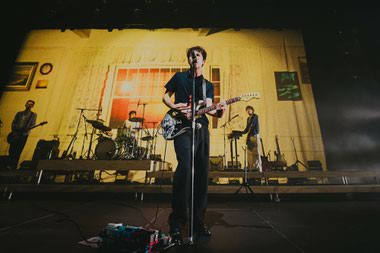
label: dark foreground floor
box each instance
[1,192,380,253]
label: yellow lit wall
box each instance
[0,28,326,171]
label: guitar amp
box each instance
[227,161,241,170]
[209,156,224,171]
[32,139,60,161]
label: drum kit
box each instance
[94,116,158,160]
[62,106,158,160]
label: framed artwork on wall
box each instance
[274,71,302,101]
[5,62,38,91]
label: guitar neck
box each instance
[27,122,47,131]
[275,137,282,155]
[260,138,266,156]
[196,97,240,116]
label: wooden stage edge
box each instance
[2,160,380,196]
[3,184,380,195]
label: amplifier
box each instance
[32,139,60,161]
[227,161,241,170]
[209,156,224,171]
[308,160,323,171]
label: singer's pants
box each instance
[8,135,28,170]
[169,126,210,232]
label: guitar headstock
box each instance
[239,92,260,102]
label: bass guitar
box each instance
[7,121,48,144]
[260,137,272,172]
[273,135,287,168]
[161,92,260,140]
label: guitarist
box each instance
[162,46,226,245]
[7,100,37,170]
[242,106,260,171]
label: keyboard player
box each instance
[241,105,260,171]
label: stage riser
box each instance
[3,184,380,194]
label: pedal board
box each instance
[99,223,174,252]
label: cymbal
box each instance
[91,121,112,131]
[86,119,104,125]
[141,136,154,141]
[129,117,144,123]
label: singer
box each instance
[242,105,260,170]
[162,46,227,245]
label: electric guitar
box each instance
[260,138,272,172]
[161,92,260,140]
[7,121,48,144]
[273,135,287,167]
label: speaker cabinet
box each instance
[32,139,60,162]
[307,160,323,171]
[209,156,224,171]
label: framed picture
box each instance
[5,62,38,91]
[36,79,49,89]
[298,57,311,84]
[274,71,302,101]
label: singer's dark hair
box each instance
[245,105,254,111]
[186,46,207,60]
[26,100,35,105]
[129,110,136,116]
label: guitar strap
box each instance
[201,77,207,106]
[24,112,34,134]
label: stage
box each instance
[0,193,379,253]
[1,160,380,201]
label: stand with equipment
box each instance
[61,108,86,159]
[227,130,243,170]
[220,114,239,169]
[289,137,309,171]
[233,145,254,195]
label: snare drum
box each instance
[95,139,119,160]
[117,126,132,141]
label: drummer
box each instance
[123,110,141,137]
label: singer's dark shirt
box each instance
[243,114,259,137]
[165,71,214,126]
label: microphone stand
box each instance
[79,115,88,159]
[220,114,239,169]
[87,107,102,160]
[188,58,196,245]
[62,108,85,159]
[138,102,147,159]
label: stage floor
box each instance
[1,193,380,253]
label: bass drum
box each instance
[95,139,119,160]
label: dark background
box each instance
[1,0,379,171]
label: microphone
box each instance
[190,51,197,64]
[231,114,239,120]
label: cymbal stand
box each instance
[138,102,148,149]
[151,122,159,159]
[290,137,309,170]
[86,108,102,160]
[79,115,89,159]
[62,108,85,159]
[234,145,254,195]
